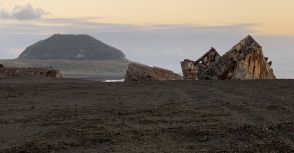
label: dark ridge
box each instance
[18,34,126,60]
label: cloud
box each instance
[0,9,9,18]
[0,48,23,59]
[0,3,47,20]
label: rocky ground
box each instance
[0,59,130,80]
[0,78,293,153]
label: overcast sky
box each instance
[0,0,293,78]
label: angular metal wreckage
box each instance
[125,35,276,81]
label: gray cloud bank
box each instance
[0,18,293,78]
[0,3,47,20]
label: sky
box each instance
[0,0,294,78]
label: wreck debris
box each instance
[125,63,182,81]
[181,48,221,80]
[200,35,276,80]
[0,66,64,79]
[182,35,276,80]
[181,59,197,80]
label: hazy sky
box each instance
[0,0,293,78]
[1,0,294,34]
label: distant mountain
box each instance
[18,34,126,60]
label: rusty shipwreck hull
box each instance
[181,35,276,80]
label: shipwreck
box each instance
[125,35,276,81]
[125,63,182,82]
[182,35,276,80]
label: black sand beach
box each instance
[0,78,293,152]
